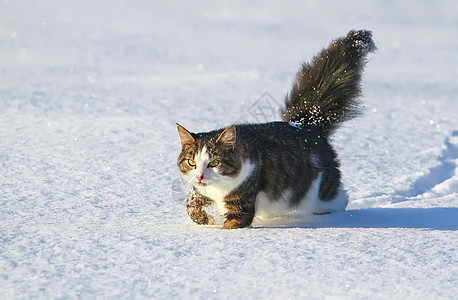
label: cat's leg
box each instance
[318,144,341,201]
[314,168,349,214]
[222,193,256,229]
[186,189,215,225]
[318,166,341,201]
[217,171,259,229]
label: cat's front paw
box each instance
[222,218,249,229]
[187,207,210,225]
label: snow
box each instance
[1,0,457,299]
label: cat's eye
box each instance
[187,159,196,167]
[208,160,220,168]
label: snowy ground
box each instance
[1,1,457,299]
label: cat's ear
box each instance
[176,123,195,148]
[216,125,236,148]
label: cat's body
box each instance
[177,30,376,229]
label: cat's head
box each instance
[176,124,242,188]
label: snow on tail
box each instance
[282,30,376,132]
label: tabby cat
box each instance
[177,30,376,229]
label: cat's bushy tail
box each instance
[282,30,376,133]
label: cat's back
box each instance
[234,121,327,154]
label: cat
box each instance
[177,30,376,229]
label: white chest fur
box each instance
[196,185,230,216]
[195,159,254,216]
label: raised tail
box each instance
[282,30,376,132]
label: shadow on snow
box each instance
[253,207,458,231]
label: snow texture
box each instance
[1,1,457,299]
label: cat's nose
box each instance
[196,175,204,182]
